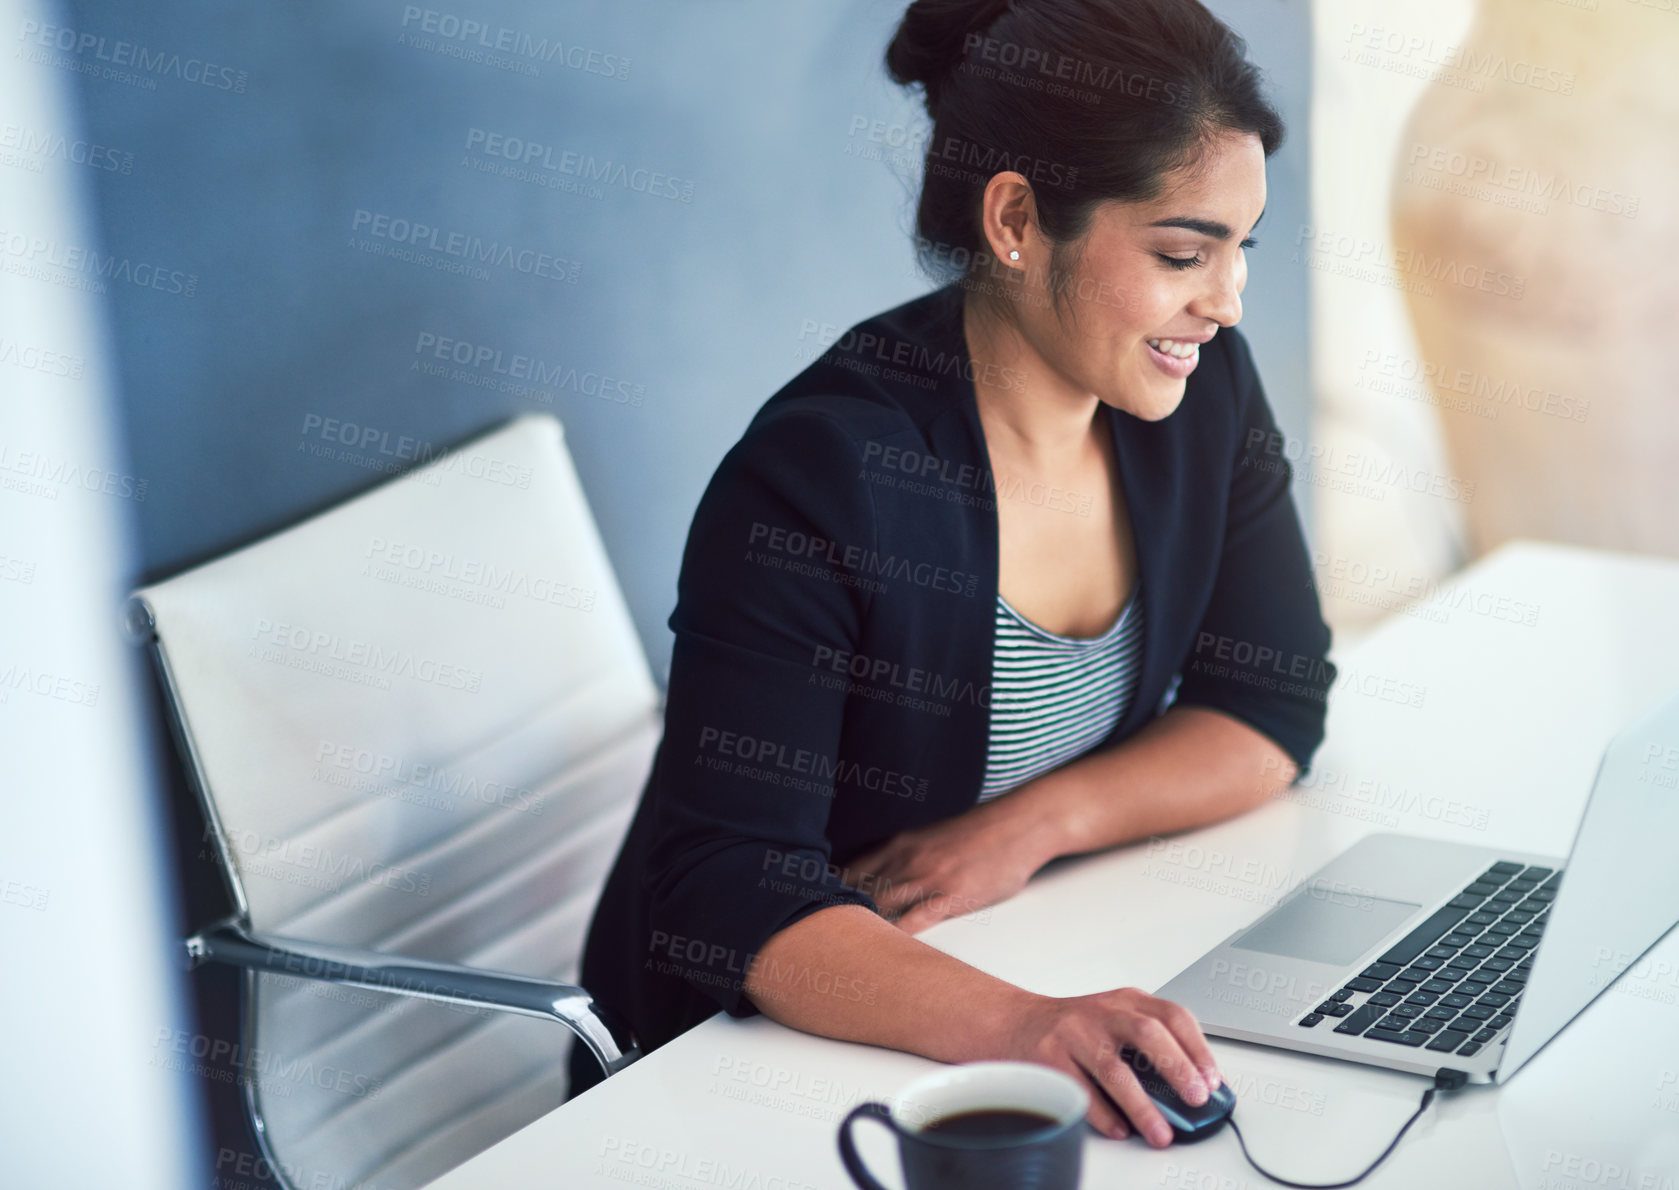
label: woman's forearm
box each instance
[739,708,1297,1056]
[1014,704,1299,863]
[740,901,1230,1147]
[741,903,1033,1061]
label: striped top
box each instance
[977,586,1145,801]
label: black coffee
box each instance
[921,1109,1060,1139]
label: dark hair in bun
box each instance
[884,0,1017,113]
[885,0,1283,300]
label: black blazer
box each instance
[571,282,1335,1088]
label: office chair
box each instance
[128,414,660,1189]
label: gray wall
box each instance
[66,0,1311,685]
[1205,0,1313,503]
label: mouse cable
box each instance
[1223,1068,1471,1189]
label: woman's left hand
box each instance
[841,794,1067,935]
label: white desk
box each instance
[431,541,1679,1190]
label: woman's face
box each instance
[994,129,1267,422]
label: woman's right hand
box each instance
[996,986,1224,1147]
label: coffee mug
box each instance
[837,1061,1087,1190]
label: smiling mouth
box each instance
[1144,337,1201,379]
[1145,338,1200,359]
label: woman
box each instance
[571,0,1335,1149]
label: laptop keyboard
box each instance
[1295,861,1562,1058]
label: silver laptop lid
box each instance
[1498,687,1679,1080]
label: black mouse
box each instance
[1110,1047,1237,1143]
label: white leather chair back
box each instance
[132,413,660,1189]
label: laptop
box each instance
[1156,687,1679,1083]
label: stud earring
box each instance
[1009,250,1021,261]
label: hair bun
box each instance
[885,0,1014,111]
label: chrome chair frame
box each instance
[183,918,639,1079]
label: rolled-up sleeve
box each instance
[1171,328,1337,777]
[644,406,881,1018]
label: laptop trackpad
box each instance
[1231,888,1421,967]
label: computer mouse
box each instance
[1112,1047,1237,1143]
